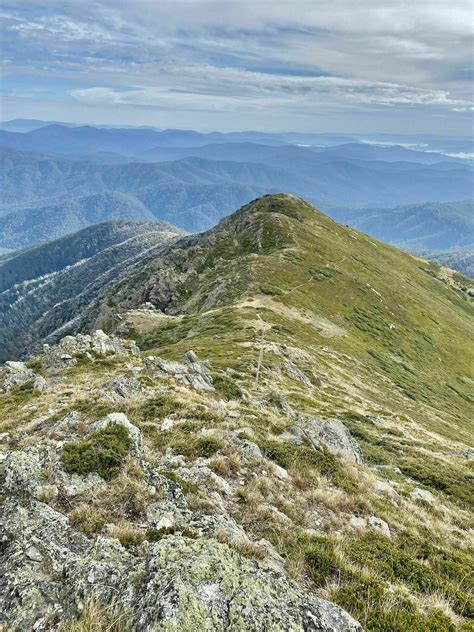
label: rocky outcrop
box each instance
[101,375,144,402]
[0,410,361,632]
[0,361,48,394]
[40,330,139,369]
[145,350,214,391]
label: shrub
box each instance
[260,439,357,493]
[141,394,184,420]
[61,424,132,481]
[212,374,242,400]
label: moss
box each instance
[61,424,132,481]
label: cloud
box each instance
[1,0,473,131]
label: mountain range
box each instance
[0,220,185,361]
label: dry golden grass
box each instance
[59,600,131,631]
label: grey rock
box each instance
[305,418,364,464]
[375,480,400,501]
[410,487,435,504]
[145,351,214,391]
[0,361,35,393]
[281,360,313,386]
[101,376,144,402]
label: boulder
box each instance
[305,418,364,464]
[101,376,144,402]
[145,351,214,391]
[410,487,435,504]
[0,361,42,393]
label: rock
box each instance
[90,413,142,458]
[90,330,126,355]
[32,375,48,392]
[305,418,364,464]
[272,463,291,481]
[145,352,214,391]
[0,361,35,393]
[367,516,391,538]
[0,487,361,631]
[281,360,312,386]
[410,487,435,504]
[349,516,367,530]
[101,376,144,402]
[374,480,400,501]
[278,425,306,446]
[227,431,262,461]
[134,537,362,631]
[160,417,174,431]
[40,330,136,370]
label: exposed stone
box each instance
[0,361,37,393]
[367,516,391,538]
[101,376,144,402]
[375,480,400,501]
[304,418,364,464]
[410,487,435,504]
[161,417,174,431]
[278,425,306,445]
[145,351,214,391]
[281,360,313,386]
[272,463,291,481]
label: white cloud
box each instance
[2,0,473,131]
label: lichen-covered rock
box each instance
[0,501,361,631]
[304,418,364,464]
[101,375,144,402]
[145,351,214,391]
[134,537,362,631]
[410,487,436,504]
[0,361,47,393]
[40,330,137,369]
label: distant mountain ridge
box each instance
[332,201,474,252]
[1,146,472,250]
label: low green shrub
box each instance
[61,424,132,481]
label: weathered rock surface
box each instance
[0,466,361,632]
[40,330,138,369]
[101,375,144,402]
[145,350,214,390]
[0,360,48,393]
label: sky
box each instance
[1,0,473,134]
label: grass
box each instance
[61,424,132,481]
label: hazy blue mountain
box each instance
[425,248,474,278]
[307,142,460,164]
[331,201,474,251]
[0,220,185,360]
[0,192,156,250]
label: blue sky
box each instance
[1,0,473,134]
